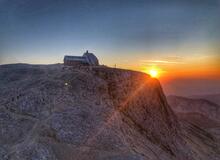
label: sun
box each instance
[149,69,158,78]
[142,66,161,78]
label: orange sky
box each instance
[101,45,220,81]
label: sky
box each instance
[0,0,220,95]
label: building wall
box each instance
[64,60,88,66]
[63,53,99,66]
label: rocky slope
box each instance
[167,95,220,149]
[167,95,220,122]
[190,94,220,106]
[0,64,219,160]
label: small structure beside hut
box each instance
[64,50,99,66]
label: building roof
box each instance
[83,52,99,65]
[64,51,99,65]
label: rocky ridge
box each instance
[0,64,219,160]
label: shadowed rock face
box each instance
[0,64,219,160]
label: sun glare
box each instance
[149,69,158,78]
[142,67,161,78]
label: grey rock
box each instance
[0,64,219,160]
[10,143,57,160]
[0,108,35,145]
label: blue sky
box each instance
[0,0,220,69]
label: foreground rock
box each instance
[0,64,219,160]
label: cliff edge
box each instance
[0,64,219,160]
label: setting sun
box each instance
[149,69,158,78]
[142,67,161,78]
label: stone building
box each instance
[64,50,99,66]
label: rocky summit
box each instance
[0,64,219,160]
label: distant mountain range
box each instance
[167,95,220,142]
[167,95,220,122]
[189,93,220,106]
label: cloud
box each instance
[140,60,185,65]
